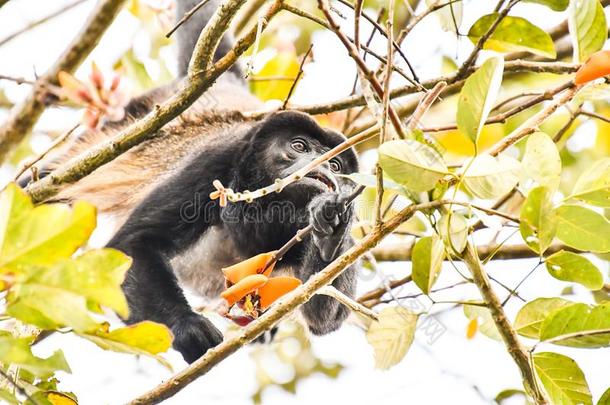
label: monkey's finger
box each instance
[311,207,334,235]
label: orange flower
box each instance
[220,252,302,320]
[574,50,610,85]
[58,62,128,129]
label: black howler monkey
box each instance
[30,0,360,363]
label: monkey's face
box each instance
[247,112,359,203]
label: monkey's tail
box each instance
[175,0,244,82]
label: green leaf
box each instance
[80,321,173,368]
[0,336,70,378]
[116,49,155,91]
[378,140,448,192]
[0,184,96,274]
[533,352,592,405]
[569,158,610,207]
[27,249,132,318]
[545,251,604,290]
[524,0,569,10]
[0,389,18,405]
[457,56,504,145]
[575,83,610,103]
[463,304,501,340]
[520,187,557,254]
[411,235,445,294]
[598,387,610,405]
[555,205,610,253]
[494,389,529,404]
[438,212,468,253]
[463,153,520,199]
[521,132,561,190]
[468,14,556,58]
[338,173,404,192]
[540,303,610,347]
[569,0,608,62]
[7,283,102,332]
[366,307,418,370]
[514,297,573,338]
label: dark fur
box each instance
[28,0,360,363]
[109,110,359,362]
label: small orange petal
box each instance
[220,274,268,307]
[258,276,302,310]
[90,61,104,90]
[222,252,277,284]
[466,318,478,340]
[574,50,610,85]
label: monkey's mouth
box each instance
[305,172,336,192]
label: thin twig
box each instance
[244,60,579,117]
[281,44,313,109]
[25,0,284,203]
[455,0,518,79]
[0,368,37,405]
[405,81,447,132]
[370,242,573,262]
[490,84,579,156]
[318,285,378,321]
[357,274,412,303]
[580,110,610,124]
[0,0,89,47]
[281,3,418,86]
[336,0,419,82]
[165,0,212,38]
[421,81,572,133]
[127,199,449,404]
[0,0,127,163]
[14,123,80,182]
[318,0,407,139]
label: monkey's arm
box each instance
[107,156,228,363]
[298,193,357,335]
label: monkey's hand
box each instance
[308,192,353,262]
[172,313,223,364]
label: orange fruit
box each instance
[258,276,302,310]
[220,274,268,306]
[574,50,610,85]
[221,252,277,284]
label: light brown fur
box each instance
[45,79,263,227]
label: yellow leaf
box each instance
[81,321,173,369]
[0,184,96,274]
[366,307,418,369]
[250,51,300,101]
[47,392,78,405]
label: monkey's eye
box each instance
[329,159,342,173]
[290,139,308,153]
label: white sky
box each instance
[0,1,608,404]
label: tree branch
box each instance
[24,0,284,203]
[462,242,550,404]
[318,0,407,138]
[370,242,573,262]
[128,200,447,404]
[0,0,127,162]
[246,60,578,117]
